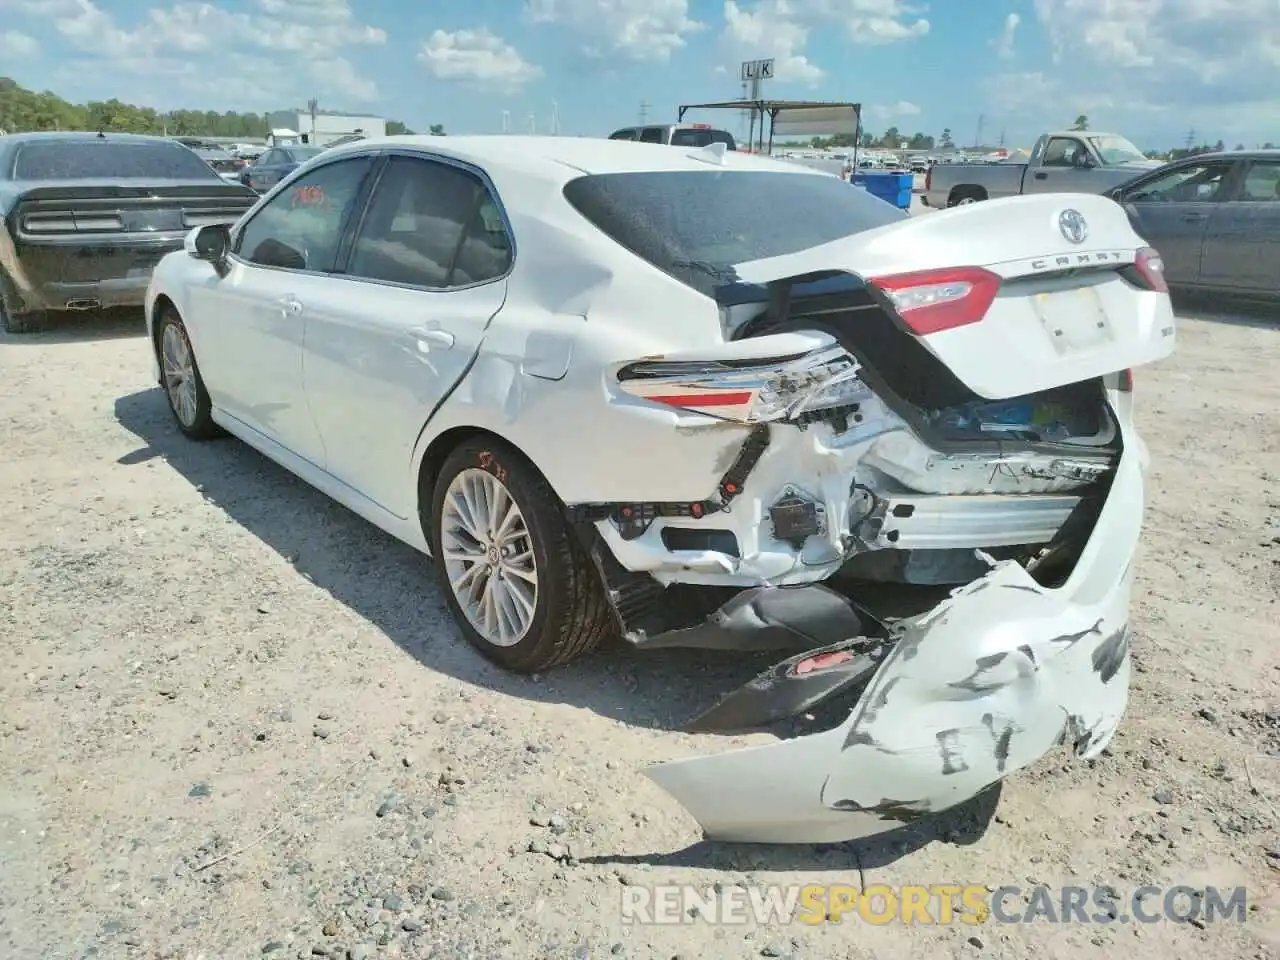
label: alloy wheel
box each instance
[440,468,539,647]
[161,323,199,428]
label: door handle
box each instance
[277,295,303,316]
[1033,171,1048,180]
[1181,212,1208,222]
[411,327,455,350]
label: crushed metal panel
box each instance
[645,559,1133,843]
[643,446,1143,844]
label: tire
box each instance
[156,308,219,440]
[428,438,613,673]
[948,188,985,207]
[0,273,48,334]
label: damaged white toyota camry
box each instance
[145,135,1175,844]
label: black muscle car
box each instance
[0,131,258,333]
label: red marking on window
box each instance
[290,185,327,209]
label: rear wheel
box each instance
[157,309,219,440]
[0,273,48,334]
[428,438,613,673]
[948,188,986,207]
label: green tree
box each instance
[939,127,954,148]
[0,76,423,141]
[877,125,900,148]
[1070,114,1089,131]
[428,123,445,136]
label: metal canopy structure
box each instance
[677,99,861,158]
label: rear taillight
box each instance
[1117,368,1134,392]
[1133,246,1168,293]
[868,266,1001,335]
[615,344,871,423]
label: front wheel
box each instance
[156,309,219,440]
[428,439,613,673]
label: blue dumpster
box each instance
[850,171,913,210]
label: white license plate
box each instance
[1033,287,1113,354]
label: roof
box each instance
[322,134,830,181]
[0,131,178,144]
[679,98,859,113]
[1170,148,1280,162]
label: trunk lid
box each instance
[12,179,256,238]
[730,193,1176,399]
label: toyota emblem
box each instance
[1058,208,1088,244]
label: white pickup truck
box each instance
[923,131,1161,208]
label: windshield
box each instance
[287,147,324,162]
[562,169,905,295]
[13,140,222,180]
[1087,135,1147,165]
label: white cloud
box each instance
[525,0,703,62]
[868,100,922,120]
[994,12,1019,59]
[992,1,1280,143]
[0,30,39,58]
[723,0,824,85]
[419,28,542,92]
[718,0,928,85]
[5,0,384,105]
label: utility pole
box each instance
[501,110,510,134]
[998,129,1006,147]
[550,100,559,136]
[973,113,985,149]
[307,97,318,145]
[528,113,536,135]
[1185,127,1196,151]
[638,101,650,125]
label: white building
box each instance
[266,111,387,147]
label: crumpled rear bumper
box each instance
[643,438,1144,844]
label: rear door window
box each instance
[638,127,666,144]
[1237,160,1280,202]
[12,140,221,180]
[562,169,905,294]
[346,156,509,288]
[609,129,638,141]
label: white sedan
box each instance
[145,135,1176,844]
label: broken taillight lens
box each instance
[868,266,1002,335]
[1133,246,1168,293]
[616,345,871,423]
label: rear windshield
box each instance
[13,141,220,181]
[669,129,737,150]
[562,170,905,293]
[286,147,324,161]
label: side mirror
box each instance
[186,223,230,266]
[1109,187,1123,202]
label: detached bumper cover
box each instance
[644,442,1144,844]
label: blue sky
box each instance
[1,0,1277,149]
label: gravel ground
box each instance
[0,299,1277,960]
